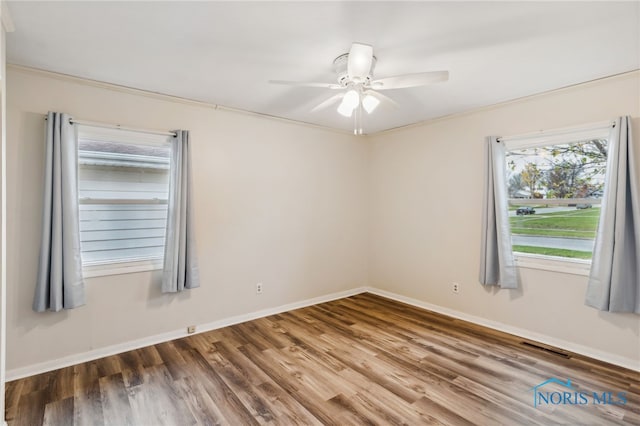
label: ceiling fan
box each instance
[270,42,449,135]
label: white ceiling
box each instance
[6,1,640,134]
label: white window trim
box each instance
[514,252,591,276]
[500,120,612,150]
[78,124,171,277]
[78,124,173,147]
[504,121,611,272]
[83,257,164,278]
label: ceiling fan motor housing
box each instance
[333,53,377,87]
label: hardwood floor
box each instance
[5,293,640,425]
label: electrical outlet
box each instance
[452,282,460,294]
[187,325,196,334]
[256,282,263,294]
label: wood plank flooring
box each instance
[5,293,640,425]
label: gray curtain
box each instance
[33,112,85,312]
[586,116,640,313]
[162,130,200,293]
[479,136,518,289]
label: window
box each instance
[77,126,172,276]
[503,125,610,268]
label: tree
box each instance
[521,163,542,198]
[544,139,608,199]
[545,161,584,198]
[508,173,525,198]
[506,139,608,201]
[548,139,608,177]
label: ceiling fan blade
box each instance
[269,80,342,89]
[347,43,373,82]
[370,71,449,90]
[365,90,399,108]
[310,93,344,112]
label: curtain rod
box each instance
[497,120,615,143]
[44,115,177,137]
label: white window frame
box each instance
[502,122,611,276]
[77,125,171,277]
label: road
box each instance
[512,235,595,251]
[509,207,583,217]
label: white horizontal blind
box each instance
[79,204,168,263]
[77,126,171,265]
[79,167,169,201]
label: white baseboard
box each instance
[364,287,640,372]
[6,285,638,380]
[6,286,367,381]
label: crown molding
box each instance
[373,69,640,138]
[7,64,352,137]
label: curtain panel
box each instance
[33,112,86,312]
[479,136,518,289]
[162,130,200,293]
[586,116,640,313]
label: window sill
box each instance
[83,258,163,278]
[514,252,591,276]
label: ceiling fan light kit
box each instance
[337,89,360,117]
[362,93,380,114]
[270,42,449,134]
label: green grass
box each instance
[510,208,600,238]
[513,245,593,259]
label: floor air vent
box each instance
[521,341,571,358]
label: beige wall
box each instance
[369,71,640,364]
[1,19,7,422]
[6,67,369,370]
[6,66,640,373]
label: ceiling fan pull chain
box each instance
[353,108,358,135]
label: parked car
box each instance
[576,204,593,209]
[516,207,535,215]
